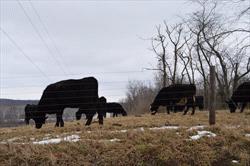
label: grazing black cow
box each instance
[105,103,127,117]
[76,96,107,121]
[25,77,103,129]
[150,84,196,115]
[226,82,250,113]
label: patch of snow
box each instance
[30,138,35,141]
[63,135,80,142]
[232,160,239,163]
[7,137,20,142]
[42,136,51,140]
[134,127,145,132]
[33,138,61,145]
[187,125,205,131]
[149,126,179,130]
[111,129,128,133]
[109,138,121,142]
[33,134,80,145]
[190,131,216,140]
[245,134,250,137]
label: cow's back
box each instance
[106,103,122,111]
[38,77,98,112]
[154,84,196,104]
[232,82,250,102]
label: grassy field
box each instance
[0,110,250,166]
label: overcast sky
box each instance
[0,0,246,101]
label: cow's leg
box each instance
[98,113,104,125]
[85,114,94,126]
[191,105,195,115]
[183,106,189,115]
[59,113,64,127]
[55,114,60,127]
[240,103,247,113]
[166,106,169,114]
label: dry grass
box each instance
[0,110,250,166]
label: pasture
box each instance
[0,110,250,166]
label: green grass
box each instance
[0,110,250,166]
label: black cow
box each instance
[76,96,107,121]
[25,77,103,129]
[105,103,127,117]
[226,82,250,113]
[150,84,196,115]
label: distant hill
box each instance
[0,98,76,128]
[0,99,38,106]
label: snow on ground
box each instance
[190,131,216,140]
[134,127,145,132]
[109,138,121,142]
[111,129,128,133]
[99,138,121,143]
[245,134,250,137]
[232,160,239,163]
[149,126,180,130]
[187,125,205,131]
[33,134,80,145]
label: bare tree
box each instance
[187,1,250,106]
[149,22,193,87]
[123,80,156,114]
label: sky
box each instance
[0,0,247,101]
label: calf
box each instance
[105,102,127,117]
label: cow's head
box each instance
[122,110,127,116]
[25,106,47,129]
[75,111,82,120]
[99,96,107,103]
[24,104,37,125]
[226,99,238,113]
[150,104,158,115]
[24,104,31,125]
[33,113,47,129]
